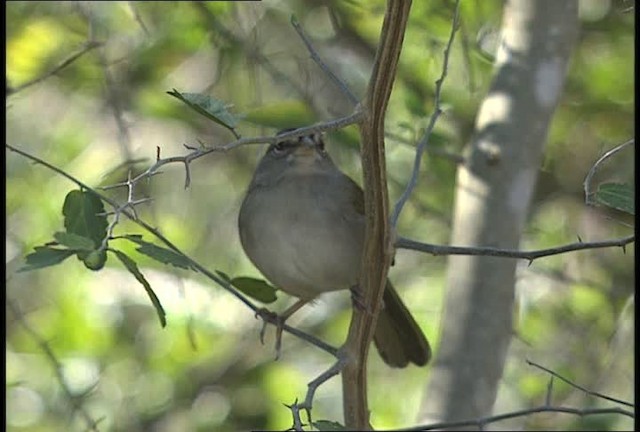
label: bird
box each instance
[238,128,431,367]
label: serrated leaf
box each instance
[122,234,193,270]
[594,182,634,215]
[229,276,278,304]
[312,420,347,431]
[18,246,76,272]
[53,232,96,251]
[62,190,109,270]
[111,249,167,327]
[167,89,240,136]
[62,190,108,247]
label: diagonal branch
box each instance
[7,40,103,96]
[291,15,359,106]
[6,143,339,358]
[526,359,634,408]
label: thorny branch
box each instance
[128,111,363,190]
[6,143,339,359]
[288,356,347,431]
[526,359,633,408]
[396,234,635,262]
[411,405,633,431]
[409,360,633,431]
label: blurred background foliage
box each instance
[5,1,634,431]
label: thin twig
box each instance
[410,405,633,431]
[130,111,362,189]
[7,299,103,432]
[291,15,359,106]
[127,1,151,37]
[8,41,103,95]
[396,234,634,262]
[583,139,634,205]
[191,0,316,109]
[6,143,339,358]
[289,355,347,429]
[391,0,461,227]
[526,359,634,408]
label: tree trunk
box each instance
[420,0,579,427]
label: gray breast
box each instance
[238,174,364,300]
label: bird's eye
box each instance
[272,141,286,154]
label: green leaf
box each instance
[229,276,278,304]
[18,246,76,272]
[594,182,634,215]
[122,234,193,270]
[167,89,240,137]
[61,190,109,270]
[312,420,347,431]
[62,190,108,247]
[53,232,96,251]
[111,249,167,327]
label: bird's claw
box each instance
[255,308,285,359]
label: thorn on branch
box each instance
[130,197,153,207]
[100,182,129,191]
[545,377,554,407]
[183,160,192,189]
[156,146,161,161]
[526,358,634,408]
[96,210,116,217]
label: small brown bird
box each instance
[238,129,431,367]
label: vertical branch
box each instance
[341,0,412,429]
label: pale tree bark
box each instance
[420,0,579,427]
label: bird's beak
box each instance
[294,135,318,157]
[301,135,316,148]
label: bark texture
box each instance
[420,1,579,427]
